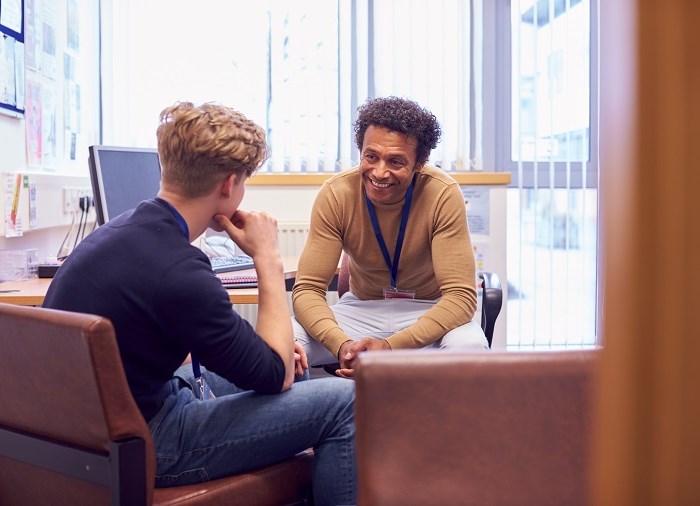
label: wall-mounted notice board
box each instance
[0,0,25,117]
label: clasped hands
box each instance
[335,337,391,379]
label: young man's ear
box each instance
[220,173,237,198]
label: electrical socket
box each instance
[62,187,92,214]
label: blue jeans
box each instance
[149,365,356,506]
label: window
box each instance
[101,0,600,347]
[496,0,599,348]
[371,0,482,171]
[101,0,341,171]
[100,0,480,173]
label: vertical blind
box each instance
[506,0,597,348]
[101,0,482,173]
[372,0,482,171]
[266,1,340,172]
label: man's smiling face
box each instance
[360,125,419,205]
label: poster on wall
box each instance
[39,0,56,80]
[462,187,490,236]
[3,172,24,237]
[24,0,39,70]
[41,84,56,168]
[0,0,25,118]
[25,77,41,166]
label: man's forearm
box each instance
[255,254,295,388]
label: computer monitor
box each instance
[88,145,162,225]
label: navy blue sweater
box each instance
[43,199,284,421]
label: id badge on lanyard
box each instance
[366,174,417,300]
[383,287,416,299]
[192,357,216,401]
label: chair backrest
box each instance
[480,271,503,346]
[355,349,599,506]
[0,302,155,505]
[336,253,502,346]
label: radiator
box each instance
[277,222,311,257]
[234,222,312,324]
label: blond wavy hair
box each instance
[156,102,269,198]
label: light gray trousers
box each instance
[292,292,488,366]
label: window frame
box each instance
[494,0,599,189]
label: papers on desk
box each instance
[218,274,257,289]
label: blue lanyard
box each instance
[364,174,416,288]
[157,198,204,378]
[191,358,203,379]
[156,198,190,239]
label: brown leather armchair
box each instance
[354,349,599,506]
[0,303,312,505]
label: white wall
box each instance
[0,115,26,170]
[241,186,320,221]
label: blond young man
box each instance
[44,102,356,505]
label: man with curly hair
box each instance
[292,96,487,378]
[44,101,356,505]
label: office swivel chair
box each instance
[319,254,503,375]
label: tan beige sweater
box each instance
[292,165,477,358]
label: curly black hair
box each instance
[353,96,441,168]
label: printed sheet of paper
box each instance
[462,188,490,235]
[0,0,22,33]
[4,172,23,237]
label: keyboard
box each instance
[209,255,255,274]
[219,274,258,288]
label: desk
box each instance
[0,257,300,307]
